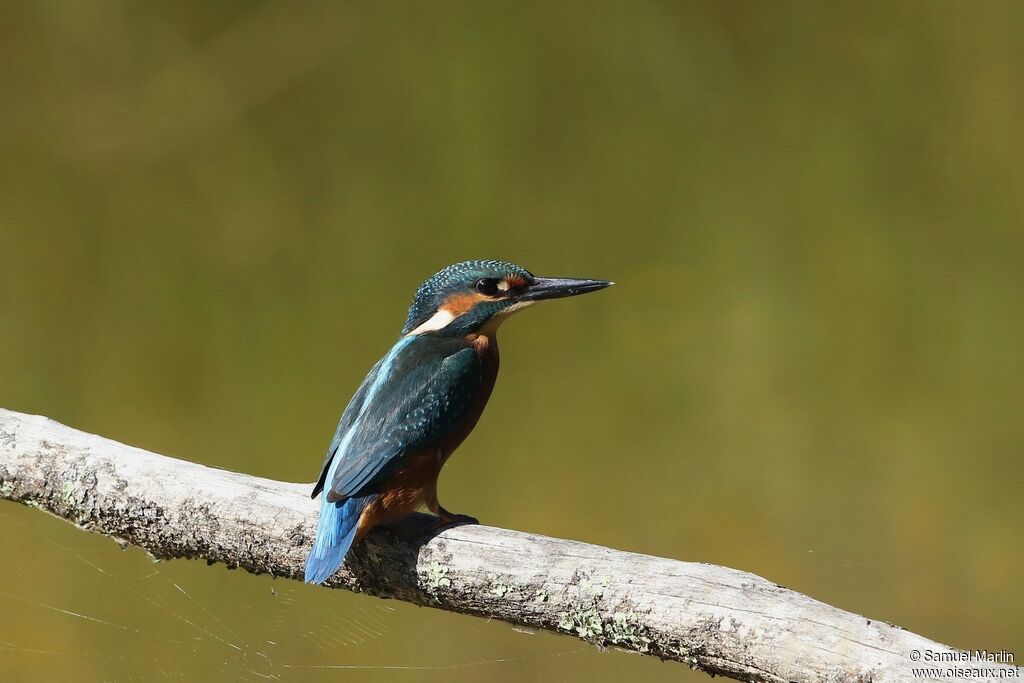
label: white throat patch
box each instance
[406,309,457,336]
[496,300,535,317]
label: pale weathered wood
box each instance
[0,408,1016,682]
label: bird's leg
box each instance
[435,503,479,526]
[425,488,478,527]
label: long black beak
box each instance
[518,276,614,302]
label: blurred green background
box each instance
[1,1,1022,681]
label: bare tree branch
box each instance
[0,408,1015,682]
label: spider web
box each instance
[0,503,586,682]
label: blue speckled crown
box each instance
[401,260,534,335]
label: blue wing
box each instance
[310,354,386,499]
[313,335,482,502]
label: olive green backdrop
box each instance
[1,2,1021,681]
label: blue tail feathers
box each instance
[304,495,374,585]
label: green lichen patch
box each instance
[487,574,512,598]
[61,481,76,506]
[557,607,659,653]
[559,605,605,640]
[556,572,658,653]
[606,612,654,652]
[557,611,578,632]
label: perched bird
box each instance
[304,259,613,584]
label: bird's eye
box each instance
[474,278,500,295]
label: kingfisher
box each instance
[304,259,613,584]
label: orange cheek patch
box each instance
[442,292,489,316]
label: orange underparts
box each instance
[353,450,444,542]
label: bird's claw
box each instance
[434,513,479,529]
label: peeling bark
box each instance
[0,409,1016,683]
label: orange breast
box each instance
[354,450,442,538]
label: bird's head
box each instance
[401,260,613,337]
